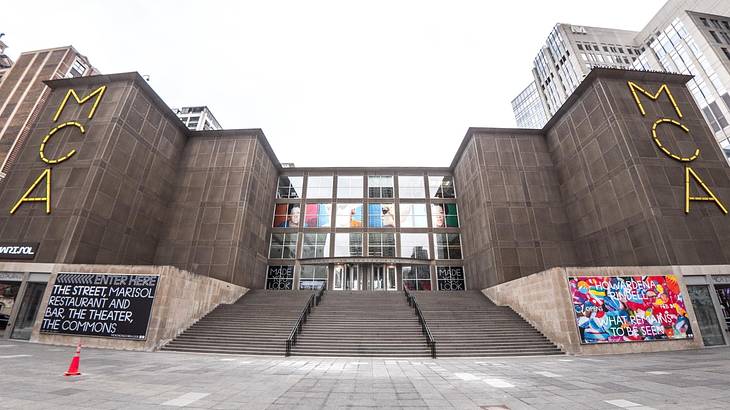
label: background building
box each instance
[512,82,549,128]
[173,106,222,131]
[512,0,730,163]
[0,45,96,179]
[631,0,730,159]
[525,24,638,122]
[0,35,13,82]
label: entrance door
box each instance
[687,285,726,346]
[386,265,397,291]
[716,285,730,332]
[0,281,21,338]
[334,264,361,290]
[372,265,385,290]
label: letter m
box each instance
[627,81,682,118]
[53,85,107,122]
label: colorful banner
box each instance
[568,275,693,344]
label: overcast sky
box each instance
[4,1,665,167]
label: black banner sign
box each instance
[40,273,159,340]
[0,242,39,260]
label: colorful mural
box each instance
[568,276,693,344]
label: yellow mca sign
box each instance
[10,86,106,214]
[627,81,727,214]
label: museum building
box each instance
[0,64,729,356]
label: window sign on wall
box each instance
[273,203,301,228]
[368,203,396,228]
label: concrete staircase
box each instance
[411,290,562,357]
[162,290,314,355]
[290,291,432,357]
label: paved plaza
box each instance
[0,341,728,409]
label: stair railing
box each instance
[315,286,325,306]
[285,292,316,357]
[403,288,437,358]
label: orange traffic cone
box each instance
[64,341,82,376]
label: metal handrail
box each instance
[315,286,325,306]
[403,288,437,358]
[285,292,315,356]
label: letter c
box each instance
[651,118,698,162]
[39,121,85,164]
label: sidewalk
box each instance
[0,341,728,409]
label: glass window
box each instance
[710,31,722,44]
[368,233,396,257]
[306,176,333,199]
[9,282,45,340]
[269,233,298,259]
[301,233,330,258]
[398,176,425,198]
[299,265,328,290]
[273,203,301,228]
[335,203,364,228]
[303,203,331,228]
[337,176,363,198]
[434,234,462,260]
[428,176,456,198]
[400,233,429,259]
[687,285,725,346]
[276,176,303,198]
[431,203,459,228]
[400,203,428,228]
[402,265,432,291]
[368,176,394,198]
[368,203,396,228]
[334,233,363,257]
[266,265,294,290]
[436,266,465,291]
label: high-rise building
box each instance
[526,24,639,121]
[630,0,730,159]
[512,0,730,163]
[173,106,222,131]
[0,35,13,82]
[512,81,549,128]
[0,45,97,179]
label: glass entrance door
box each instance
[687,285,726,346]
[334,264,361,290]
[0,282,21,338]
[372,265,385,290]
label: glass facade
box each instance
[299,265,328,290]
[512,82,549,129]
[631,16,730,161]
[271,172,463,291]
[337,176,363,198]
[269,233,298,259]
[276,176,303,198]
[398,176,425,198]
[306,176,333,198]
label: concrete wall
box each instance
[0,74,187,266]
[484,266,705,355]
[453,131,576,289]
[153,131,278,288]
[27,263,247,351]
[545,71,730,267]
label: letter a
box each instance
[10,169,52,214]
[685,166,728,214]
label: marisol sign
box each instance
[0,242,39,260]
[40,273,159,340]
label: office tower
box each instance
[512,0,730,161]
[0,45,96,178]
[0,35,12,82]
[631,0,730,159]
[526,24,639,122]
[173,106,222,131]
[512,81,549,128]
